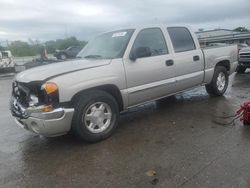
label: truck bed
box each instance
[201,44,238,83]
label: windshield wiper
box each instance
[84,55,102,59]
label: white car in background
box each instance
[0,50,15,72]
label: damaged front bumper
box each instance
[10,97,74,137]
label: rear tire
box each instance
[236,66,246,74]
[205,66,229,96]
[72,90,119,142]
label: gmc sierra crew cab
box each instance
[10,25,238,142]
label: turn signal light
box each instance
[41,82,59,105]
[42,105,53,112]
[42,82,58,94]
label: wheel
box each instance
[72,90,119,142]
[236,66,246,73]
[59,53,67,60]
[205,66,229,96]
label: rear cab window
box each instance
[167,27,196,53]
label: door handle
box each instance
[165,60,174,66]
[193,55,200,61]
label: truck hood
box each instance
[15,59,111,83]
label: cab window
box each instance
[167,27,196,53]
[132,28,168,57]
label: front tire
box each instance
[205,66,229,96]
[72,90,119,142]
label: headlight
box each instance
[41,82,59,105]
[29,94,39,107]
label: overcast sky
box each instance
[0,0,250,42]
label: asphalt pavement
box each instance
[0,71,250,188]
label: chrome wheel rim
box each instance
[83,102,112,133]
[216,72,226,92]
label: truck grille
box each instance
[12,81,30,107]
[239,53,250,59]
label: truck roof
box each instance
[97,24,195,37]
[115,24,192,29]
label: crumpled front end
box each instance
[10,81,74,137]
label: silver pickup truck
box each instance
[10,25,238,142]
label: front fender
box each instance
[48,59,128,108]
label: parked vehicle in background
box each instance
[15,58,62,73]
[54,46,82,60]
[0,50,15,72]
[10,25,238,142]
[238,43,248,51]
[237,46,250,73]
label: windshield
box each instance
[77,29,134,59]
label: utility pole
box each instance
[6,40,9,48]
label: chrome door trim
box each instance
[127,77,176,94]
[175,71,204,81]
[127,71,203,94]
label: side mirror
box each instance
[129,47,151,61]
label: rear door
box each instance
[167,27,204,91]
[123,27,176,106]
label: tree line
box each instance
[0,36,87,57]
[233,27,249,32]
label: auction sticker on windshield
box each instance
[112,32,127,37]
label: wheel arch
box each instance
[71,84,124,112]
[215,60,230,72]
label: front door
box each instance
[123,27,176,106]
